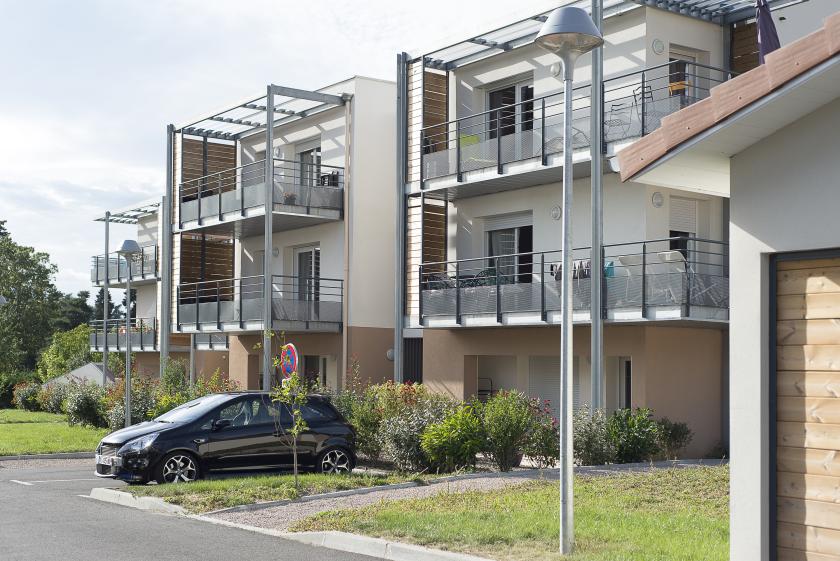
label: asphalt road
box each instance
[0,459,384,561]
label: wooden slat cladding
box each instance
[406,61,448,184]
[731,21,759,75]
[179,137,237,198]
[776,256,840,558]
[405,196,448,317]
[179,233,234,286]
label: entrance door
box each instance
[773,254,840,558]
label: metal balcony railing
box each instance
[89,317,157,351]
[416,61,734,185]
[176,274,343,330]
[419,237,728,324]
[178,158,344,227]
[90,245,158,284]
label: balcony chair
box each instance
[604,102,633,142]
[632,85,670,134]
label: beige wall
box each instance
[346,326,394,387]
[422,323,724,457]
[132,351,229,382]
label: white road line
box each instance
[9,480,34,486]
[28,478,101,483]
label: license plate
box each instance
[96,455,121,467]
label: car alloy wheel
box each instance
[161,454,198,483]
[320,449,351,474]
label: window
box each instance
[487,225,533,284]
[295,246,321,301]
[303,355,327,386]
[669,50,696,107]
[619,360,632,410]
[297,143,321,187]
[488,81,534,140]
[300,402,338,424]
[217,397,264,427]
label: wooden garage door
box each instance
[775,256,840,560]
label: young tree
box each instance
[93,287,122,320]
[51,291,94,332]
[271,370,310,489]
[0,223,60,372]
[121,288,136,319]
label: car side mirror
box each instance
[212,419,231,431]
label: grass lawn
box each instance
[130,472,429,513]
[0,409,108,455]
[292,466,729,561]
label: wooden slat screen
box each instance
[406,62,448,184]
[775,256,840,559]
[405,196,447,317]
[731,21,759,75]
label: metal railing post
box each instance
[641,243,647,319]
[601,246,607,319]
[455,121,462,182]
[216,281,221,329]
[241,166,246,217]
[540,253,547,322]
[238,278,244,328]
[419,129,425,189]
[195,283,200,331]
[176,285,181,331]
[541,98,547,165]
[495,257,502,324]
[685,238,692,318]
[496,109,503,174]
[197,180,203,226]
[139,318,144,351]
[601,82,607,154]
[418,265,424,326]
[139,248,144,280]
[218,176,223,222]
[178,182,183,230]
[455,261,462,325]
[640,71,647,136]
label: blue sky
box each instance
[0,0,560,297]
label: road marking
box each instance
[28,478,101,483]
[9,480,34,486]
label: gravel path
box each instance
[211,473,545,531]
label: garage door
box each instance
[774,256,840,559]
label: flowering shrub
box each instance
[380,392,456,472]
[12,381,41,411]
[573,405,614,466]
[103,376,158,431]
[36,382,68,414]
[66,381,106,427]
[524,399,560,469]
[421,405,484,473]
[480,391,533,472]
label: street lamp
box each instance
[117,239,141,429]
[534,7,603,556]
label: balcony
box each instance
[177,158,344,235]
[419,237,728,328]
[90,245,158,286]
[413,62,733,197]
[176,275,343,333]
[89,318,157,352]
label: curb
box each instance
[88,487,185,515]
[191,516,492,561]
[0,452,94,461]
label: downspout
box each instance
[393,53,408,383]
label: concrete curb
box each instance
[191,516,492,561]
[88,487,185,515]
[0,452,94,461]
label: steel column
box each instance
[160,125,175,377]
[394,53,408,383]
[102,211,110,385]
[262,85,275,391]
[590,0,605,413]
[124,262,132,428]
[189,334,196,387]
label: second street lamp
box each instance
[534,6,603,556]
[117,239,141,429]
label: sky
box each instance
[0,0,563,298]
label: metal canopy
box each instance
[416,0,633,70]
[95,199,161,224]
[630,0,800,24]
[174,84,351,140]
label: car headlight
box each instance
[118,433,158,454]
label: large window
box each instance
[488,81,534,140]
[487,225,532,284]
[297,144,321,187]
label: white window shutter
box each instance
[669,197,697,233]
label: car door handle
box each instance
[193,438,207,444]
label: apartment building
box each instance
[91,76,397,390]
[393,0,773,457]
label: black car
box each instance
[94,392,355,484]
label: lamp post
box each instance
[535,7,603,555]
[117,239,141,429]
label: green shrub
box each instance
[351,389,384,461]
[657,417,694,460]
[573,405,615,466]
[481,391,533,472]
[0,371,37,408]
[159,357,188,395]
[36,382,68,414]
[524,399,560,469]
[380,392,456,472]
[66,381,106,427]
[421,405,484,473]
[148,391,189,419]
[12,381,41,411]
[607,407,661,464]
[103,376,158,430]
[37,324,91,382]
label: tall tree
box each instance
[51,290,94,332]
[93,287,122,321]
[121,288,136,319]
[0,224,60,372]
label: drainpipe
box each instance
[393,53,408,383]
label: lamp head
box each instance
[535,7,603,80]
[117,239,141,258]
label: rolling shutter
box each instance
[669,197,697,234]
[528,356,580,418]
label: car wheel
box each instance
[316,447,354,474]
[155,452,201,484]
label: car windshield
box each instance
[154,394,233,423]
